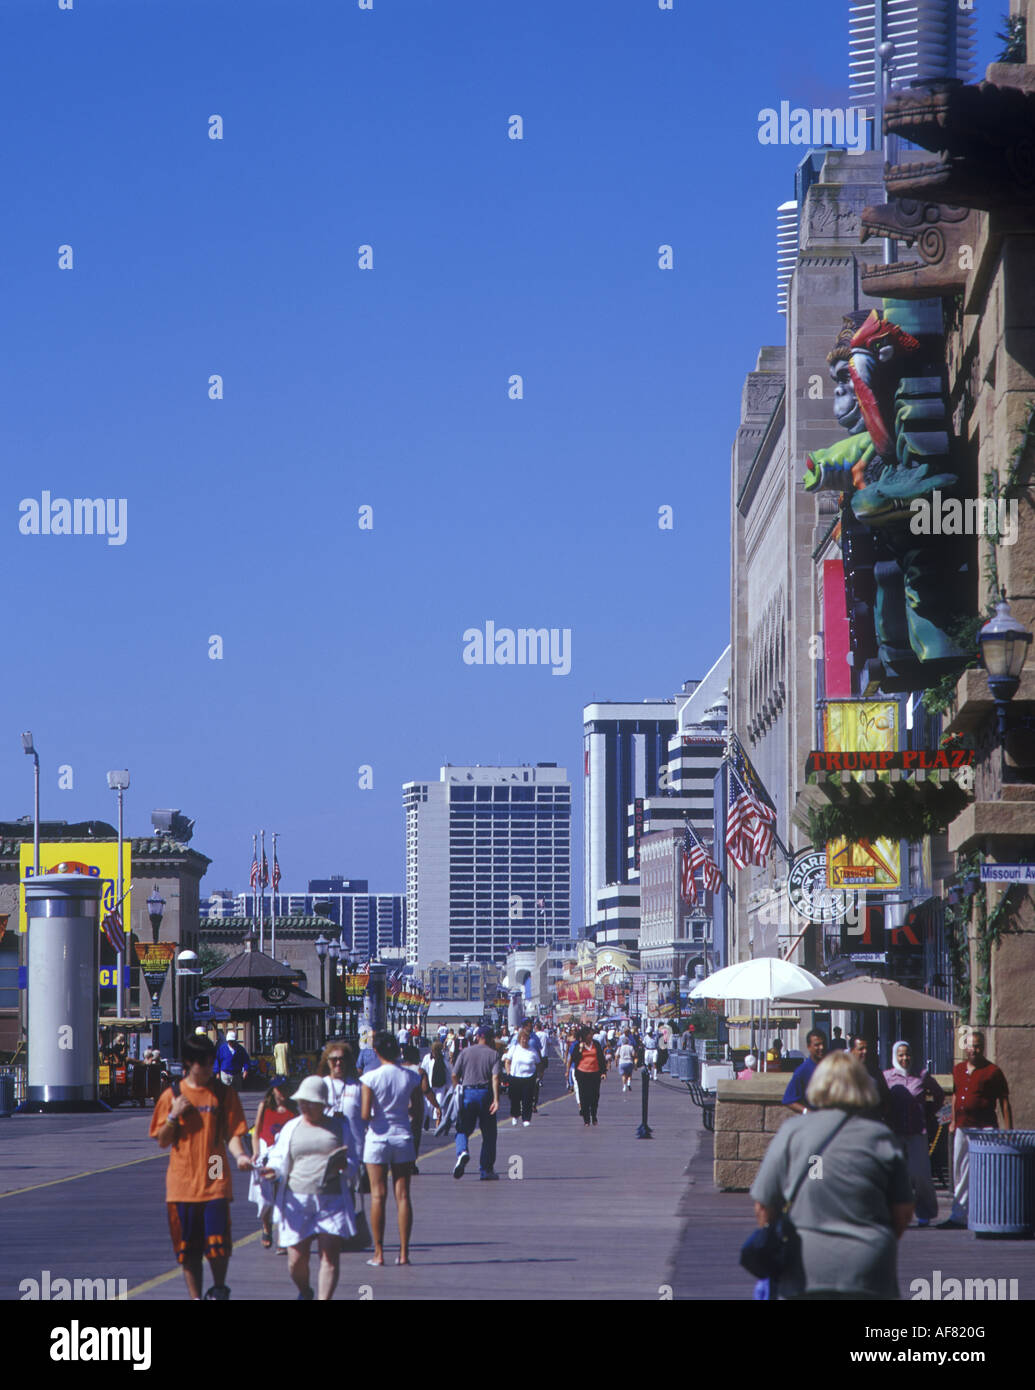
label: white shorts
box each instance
[276,1189,356,1246]
[363,1134,417,1167]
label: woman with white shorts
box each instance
[361,1031,426,1266]
[262,1075,357,1300]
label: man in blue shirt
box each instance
[782,1029,827,1113]
[356,1031,379,1076]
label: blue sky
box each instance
[2,0,1000,918]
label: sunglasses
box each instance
[328,1057,345,1064]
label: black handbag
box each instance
[740,1113,850,1281]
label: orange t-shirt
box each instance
[576,1043,602,1075]
[149,1078,248,1203]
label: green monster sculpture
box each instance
[803,301,967,692]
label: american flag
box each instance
[726,766,776,869]
[680,824,699,906]
[102,905,126,954]
[272,853,281,891]
[260,852,269,888]
[249,852,259,890]
[681,823,723,905]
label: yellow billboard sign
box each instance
[826,836,901,891]
[19,842,132,935]
[823,701,901,890]
[823,701,898,773]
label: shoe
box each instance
[453,1151,470,1179]
[592,1118,598,1125]
[479,1171,500,1181]
[204,1286,230,1301]
[523,1121,531,1127]
[936,1218,965,1229]
[297,1288,314,1301]
[511,1118,518,1126]
[584,1120,591,1126]
[412,1164,420,1175]
[916,1219,930,1228]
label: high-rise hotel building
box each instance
[404,764,571,967]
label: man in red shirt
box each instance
[938,1030,1013,1229]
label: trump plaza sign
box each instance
[807,748,975,774]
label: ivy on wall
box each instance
[806,780,970,846]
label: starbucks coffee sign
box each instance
[788,851,852,924]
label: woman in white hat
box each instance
[261,1075,358,1300]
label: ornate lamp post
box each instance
[147,885,166,945]
[978,592,1033,743]
[327,938,341,1036]
[315,935,329,1046]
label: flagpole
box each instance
[251,834,258,950]
[259,829,265,955]
[270,831,277,960]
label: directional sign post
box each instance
[981,864,1035,883]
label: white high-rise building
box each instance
[777,200,799,316]
[850,1,977,107]
[404,764,571,967]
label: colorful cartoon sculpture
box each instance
[803,301,968,692]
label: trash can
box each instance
[967,1131,1035,1238]
[668,1052,686,1081]
[0,1072,14,1117]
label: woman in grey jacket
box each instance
[750,1051,914,1299]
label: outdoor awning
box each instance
[775,976,958,1012]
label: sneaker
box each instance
[479,1171,500,1181]
[204,1286,230,1301]
[523,1121,531,1127]
[297,1287,314,1301]
[592,1117,598,1125]
[453,1151,470,1179]
[511,1118,518,1126]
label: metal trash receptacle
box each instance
[669,1052,687,1081]
[967,1130,1035,1237]
[0,1072,15,1117]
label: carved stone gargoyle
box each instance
[883,77,1035,211]
[859,199,979,298]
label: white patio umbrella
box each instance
[690,958,825,1064]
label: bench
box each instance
[687,1080,717,1132]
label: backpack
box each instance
[431,1056,448,1088]
[166,1077,231,1147]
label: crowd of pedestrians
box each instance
[149,1015,576,1297]
[747,1026,1013,1299]
[148,1015,1011,1303]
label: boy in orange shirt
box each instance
[150,1034,252,1300]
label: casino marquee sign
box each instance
[807,748,975,774]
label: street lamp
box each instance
[328,938,341,1035]
[315,935,329,1046]
[106,770,130,1018]
[21,732,40,874]
[171,948,200,1060]
[147,884,166,945]
[978,593,1033,743]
